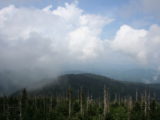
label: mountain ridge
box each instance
[28,73,160,99]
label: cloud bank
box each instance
[111,24,160,65]
[0,3,112,75]
[0,2,160,84]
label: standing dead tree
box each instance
[103,86,109,119]
[68,87,72,118]
[80,87,83,117]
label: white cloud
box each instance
[110,24,160,65]
[68,26,103,59]
[0,3,112,74]
[1,1,160,85]
[110,25,148,63]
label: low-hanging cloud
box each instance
[0,2,160,88]
[0,3,112,78]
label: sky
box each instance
[0,0,160,84]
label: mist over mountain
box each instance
[0,1,160,94]
[104,69,160,83]
[0,68,160,96]
[10,73,159,99]
[0,0,160,101]
[0,70,59,95]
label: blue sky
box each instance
[0,0,159,30]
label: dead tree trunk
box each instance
[19,99,22,120]
[68,87,72,118]
[103,86,109,119]
[114,94,117,104]
[144,89,147,118]
[136,89,138,102]
[80,87,83,116]
[128,96,133,120]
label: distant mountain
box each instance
[30,73,160,99]
[0,70,52,95]
[105,68,160,83]
[1,67,160,95]
[0,71,18,95]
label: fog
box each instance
[0,2,160,94]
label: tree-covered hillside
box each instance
[1,87,160,120]
[30,73,160,99]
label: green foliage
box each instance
[109,105,128,120]
[1,89,160,120]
